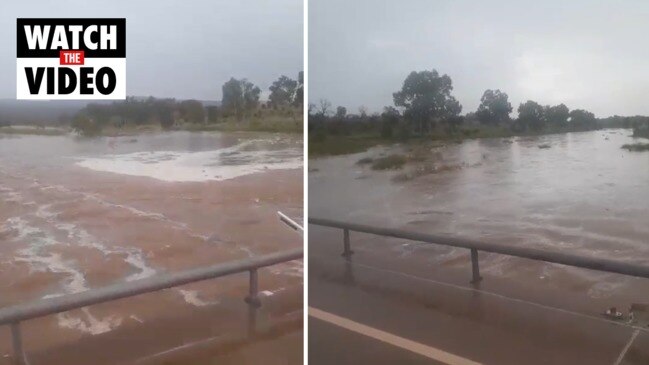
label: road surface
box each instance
[309,226,649,365]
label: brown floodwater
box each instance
[0,131,302,362]
[309,129,649,301]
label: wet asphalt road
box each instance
[308,227,649,365]
[310,318,445,365]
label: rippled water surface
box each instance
[0,131,302,339]
[310,129,649,297]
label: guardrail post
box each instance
[470,248,482,284]
[244,268,261,336]
[11,322,27,365]
[342,229,353,258]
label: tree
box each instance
[358,106,368,119]
[393,69,462,134]
[206,106,219,123]
[317,99,331,117]
[153,99,176,129]
[269,75,298,107]
[517,100,545,132]
[293,71,304,107]
[569,109,597,131]
[544,104,570,129]
[632,118,649,137]
[242,80,261,110]
[335,106,347,119]
[476,89,512,125]
[221,78,261,120]
[178,100,205,124]
[71,113,101,136]
[380,106,400,138]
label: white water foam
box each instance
[177,289,219,307]
[123,251,157,282]
[31,181,207,241]
[2,202,158,335]
[0,185,25,203]
[3,216,89,296]
[17,253,88,296]
[34,205,157,283]
[261,287,287,297]
[268,260,303,278]
[130,315,144,324]
[75,142,302,182]
[57,308,122,335]
[3,216,57,246]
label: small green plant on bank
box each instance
[622,143,649,151]
[371,154,408,170]
[0,126,67,136]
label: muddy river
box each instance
[0,131,302,361]
[309,129,649,300]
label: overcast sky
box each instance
[0,0,303,100]
[310,0,649,117]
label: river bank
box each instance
[309,125,647,158]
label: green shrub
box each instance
[622,143,649,151]
[356,157,374,165]
[371,154,408,170]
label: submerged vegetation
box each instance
[633,122,649,138]
[309,134,387,157]
[309,68,642,157]
[371,154,408,170]
[622,143,649,152]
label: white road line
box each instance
[312,254,649,333]
[613,329,640,365]
[309,307,483,365]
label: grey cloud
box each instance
[309,0,649,117]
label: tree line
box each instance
[309,69,633,141]
[72,71,303,136]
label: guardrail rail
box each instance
[0,247,303,365]
[309,217,649,283]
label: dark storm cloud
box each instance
[1,0,303,100]
[309,0,649,117]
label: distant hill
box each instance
[0,98,221,126]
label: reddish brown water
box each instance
[0,131,302,361]
[309,129,649,301]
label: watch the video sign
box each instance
[16,18,126,100]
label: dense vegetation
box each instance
[622,143,649,152]
[69,72,303,136]
[309,69,649,156]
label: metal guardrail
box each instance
[309,217,649,283]
[278,211,304,235]
[0,247,303,365]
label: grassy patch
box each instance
[185,117,302,134]
[0,126,68,136]
[99,124,162,137]
[308,123,600,158]
[371,154,408,170]
[622,143,649,151]
[356,157,374,165]
[455,126,515,140]
[632,127,649,138]
[393,163,464,182]
[309,134,386,157]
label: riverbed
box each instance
[0,131,303,360]
[309,129,649,301]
